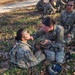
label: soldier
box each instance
[36,0,53,14]
[9,28,45,69]
[49,0,67,13]
[33,17,65,64]
[59,0,75,43]
[56,0,67,11]
[36,0,44,11]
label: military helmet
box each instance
[47,64,62,75]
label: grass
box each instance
[1,68,28,75]
[0,6,42,52]
[0,5,75,75]
[0,63,43,75]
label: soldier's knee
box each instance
[47,56,55,62]
[56,58,65,64]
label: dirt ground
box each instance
[0,0,27,5]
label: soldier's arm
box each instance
[67,25,75,39]
[66,13,75,34]
[53,26,65,48]
[32,30,46,39]
[58,12,64,26]
[57,26,65,43]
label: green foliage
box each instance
[0,7,41,52]
[1,68,28,75]
[1,63,43,75]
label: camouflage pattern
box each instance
[60,10,75,43]
[57,0,66,7]
[9,41,45,69]
[33,25,65,63]
[36,0,44,11]
[48,0,66,13]
[54,0,67,12]
[59,0,75,9]
[36,0,67,14]
[56,0,75,10]
[34,25,65,44]
[36,0,55,14]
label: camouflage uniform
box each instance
[55,0,67,12]
[36,0,44,11]
[36,0,53,14]
[33,25,65,63]
[60,10,75,43]
[47,0,67,13]
[9,41,45,69]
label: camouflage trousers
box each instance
[35,41,65,64]
[44,47,65,64]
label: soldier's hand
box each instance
[30,36,34,40]
[41,39,49,45]
[36,45,41,50]
[67,33,71,38]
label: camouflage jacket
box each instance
[36,0,55,14]
[60,10,75,34]
[33,25,65,50]
[9,41,45,69]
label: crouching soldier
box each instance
[36,0,52,14]
[59,0,75,43]
[33,17,65,64]
[9,28,45,69]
